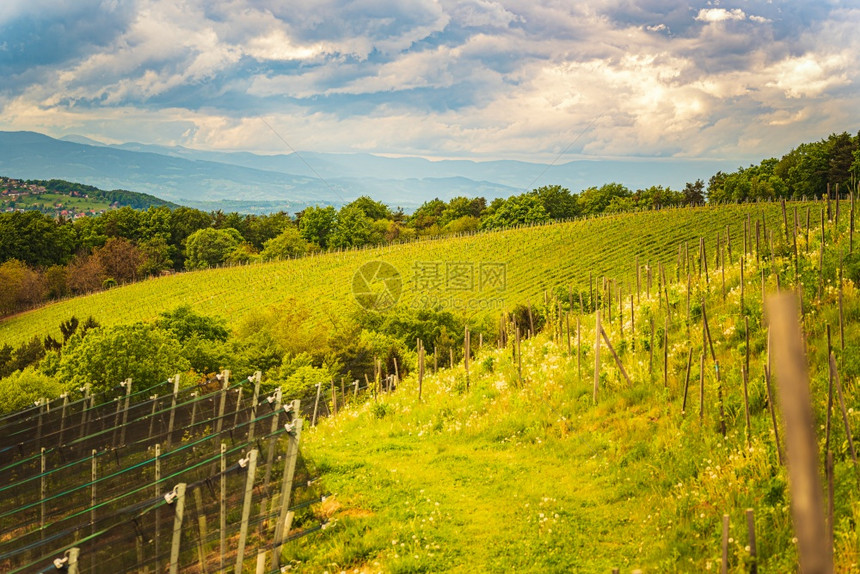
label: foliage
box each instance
[156,305,229,342]
[0,367,67,415]
[298,206,337,248]
[480,193,550,229]
[184,227,243,269]
[0,259,46,315]
[261,226,313,260]
[330,205,374,248]
[56,323,189,392]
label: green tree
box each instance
[683,180,705,205]
[577,183,631,215]
[298,206,337,248]
[480,194,550,229]
[138,236,174,276]
[184,228,243,269]
[408,198,446,231]
[156,305,229,342]
[169,207,213,269]
[0,211,74,266]
[346,196,391,220]
[330,205,373,248]
[0,368,66,415]
[260,227,312,260]
[57,324,190,392]
[532,185,578,219]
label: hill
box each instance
[0,176,178,217]
[0,197,857,571]
[0,202,790,349]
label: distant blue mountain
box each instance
[0,131,737,212]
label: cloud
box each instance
[0,0,857,167]
[695,8,748,23]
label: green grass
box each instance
[1,202,797,347]
[280,201,860,572]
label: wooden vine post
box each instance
[767,293,833,573]
[593,310,601,404]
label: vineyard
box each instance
[2,196,859,571]
[1,202,796,348]
[0,370,335,573]
[289,196,858,571]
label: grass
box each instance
[281,201,860,572]
[1,202,797,348]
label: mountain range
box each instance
[0,131,738,213]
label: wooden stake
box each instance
[682,348,693,414]
[600,327,633,387]
[663,316,668,388]
[311,382,322,426]
[767,293,833,573]
[576,317,581,384]
[594,310,601,404]
[220,443,226,571]
[273,414,303,570]
[721,513,729,574]
[746,509,757,574]
[829,353,859,481]
[743,317,751,446]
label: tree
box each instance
[532,185,578,219]
[346,196,391,220]
[440,196,487,226]
[94,237,143,284]
[298,206,337,248]
[0,367,66,415]
[138,236,174,276]
[683,179,705,205]
[408,198,446,231]
[184,228,243,269]
[480,194,550,229]
[330,205,373,248]
[244,212,292,249]
[169,207,213,269]
[577,183,631,215]
[0,211,74,266]
[44,265,68,299]
[57,324,190,393]
[260,227,312,260]
[66,254,104,295]
[101,206,144,241]
[0,259,46,316]
[156,305,229,342]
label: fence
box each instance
[0,370,326,573]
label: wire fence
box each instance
[0,370,327,573]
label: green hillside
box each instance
[1,197,857,571]
[1,202,792,348]
[0,176,178,217]
[286,198,860,572]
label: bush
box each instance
[0,367,67,415]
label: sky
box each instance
[0,0,857,164]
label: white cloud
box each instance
[695,8,747,23]
[0,0,858,166]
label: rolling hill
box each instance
[0,201,791,348]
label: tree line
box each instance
[1,131,858,318]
